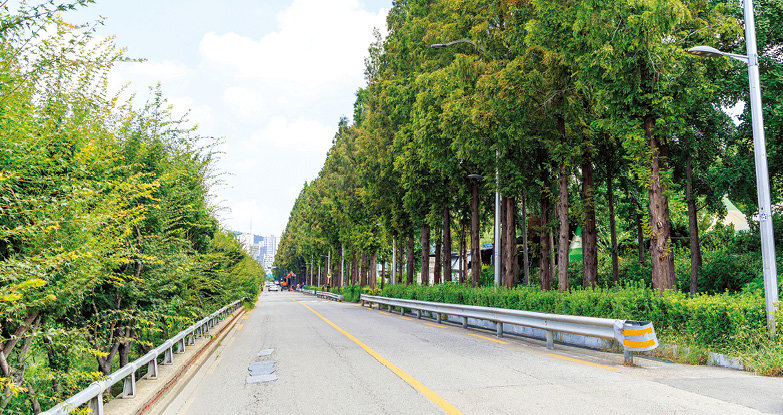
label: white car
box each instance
[268,284,279,292]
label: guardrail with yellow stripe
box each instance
[361,294,658,364]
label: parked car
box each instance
[268,284,279,292]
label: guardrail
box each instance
[359,294,657,364]
[43,299,245,415]
[316,291,344,302]
[302,289,316,296]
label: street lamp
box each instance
[687,0,779,336]
[432,39,501,292]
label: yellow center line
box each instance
[236,324,244,331]
[424,322,445,329]
[399,316,413,321]
[242,315,249,320]
[548,354,620,371]
[287,295,462,415]
[469,333,509,345]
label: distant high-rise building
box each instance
[262,235,279,269]
[234,232,279,271]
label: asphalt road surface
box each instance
[160,290,783,415]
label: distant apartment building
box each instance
[235,232,279,271]
[262,234,278,269]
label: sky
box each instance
[54,0,392,237]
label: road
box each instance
[160,291,783,415]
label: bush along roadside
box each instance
[336,282,782,376]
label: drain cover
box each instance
[246,374,278,384]
[257,348,274,357]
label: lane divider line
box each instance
[548,353,620,371]
[286,295,462,415]
[469,333,509,345]
[399,316,413,321]
[424,322,445,329]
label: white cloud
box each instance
[127,60,191,80]
[250,117,334,153]
[198,0,386,88]
[166,96,214,130]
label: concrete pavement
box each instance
[159,291,783,415]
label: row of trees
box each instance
[276,0,782,295]
[0,3,262,412]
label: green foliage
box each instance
[0,3,262,412]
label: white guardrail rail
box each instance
[316,291,344,302]
[43,299,244,415]
[360,294,658,364]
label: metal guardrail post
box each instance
[546,331,554,350]
[122,372,136,398]
[164,346,174,365]
[416,310,422,319]
[436,313,442,324]
[462,317,468,328]
[89,394,103,415]
[146,359,158,380]
[496,322,503,338]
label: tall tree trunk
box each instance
[442,202,452,282]
[434,240,442,284]
[118,326,134,369]
[421,225,430,286]
[370,251,377,289]
[351,257,358,285]
[360,252,367,286]
[557,158,570,292]
[539,194,551,290]
[583,151,598,288]
[646,116,676,292]
[471,180,481,287]
[636,214,645,264]
[406,234,415,284]
[521,192,530,285]
[607,167,619,286]
[502,196,518,288]
[549,227,555,285]
[685,143,702,296]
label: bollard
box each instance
[621,321,658,365]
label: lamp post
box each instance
[431,39,501,291]
[688,0,779,336]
